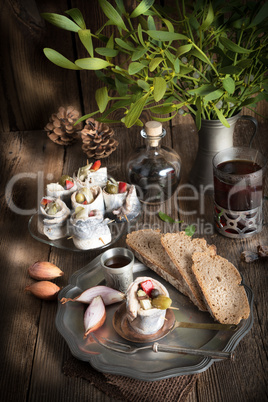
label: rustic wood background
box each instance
[0,2,267,402]
[0,0,267,133]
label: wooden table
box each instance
[0,118,267,402]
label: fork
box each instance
[91,334,235,360]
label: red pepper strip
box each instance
[41,198,52,206]
[91,160,101,171]
[140,280,154,296]
[65,180,74,190]
[118,181,127,193]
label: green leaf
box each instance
[150,103,177,114]
[149,57,163,72]
[101,99,133,118]
[95,47,119,57]
[124,93,150,127]
[152,114,178,122]
[219,37,251,54]
[128,62,145,75]
[75,57,112,70]
[106,34,114,49]
[78,30,94,57]
[147,15,156,30]
[190,48,209,63]
[130,0,155,18]
[236,59,252,69]
[43,48,80,70]
[212,106,230,127]
[74,110,99,125]
[131,47,148,61]
[174,58,180,74]
[115,0,126,15]
[98,0,127,30]
[153,77,166,102]
[222,77,235,94]
[65,8,86,29]
[204,89,224,102]
[189,84,216,96]
[147,30,188,41]
[185,224,196,237]
[115,76,128,96]
[200,3,214,30]
[115,38,135,51]
[137,24,146,47]
[248,2,268,28]
[219,65,242,74]
[137,79,151,91]
[176,44,192,57]
[158,211,175,223]
[95,86,109,113]
[41,12,81,32]
[164,49,175,65]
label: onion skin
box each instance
[28,261,64,281]
[25,281,60,300]
[60,286,125,305]
[84,296,106,338]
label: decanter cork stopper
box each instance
[145,121,162,136]
[144,121,162,146]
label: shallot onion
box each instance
[84,296,106,337]
[60,285,125,305]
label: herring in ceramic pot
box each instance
[40,196,70,240]
[126,276,171,335]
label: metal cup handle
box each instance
[237,115,258,147]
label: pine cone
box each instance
[45,106,82,145]
[81,118,119,159]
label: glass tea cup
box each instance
[213,147,267,238]
[100,247,134,293]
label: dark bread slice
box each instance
[126,229,207,311]
[161,232,217,311]
[192,252,250,324]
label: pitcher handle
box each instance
[237,115,258,148]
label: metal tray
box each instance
[55,255,254,381]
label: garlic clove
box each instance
[84,295,106,338]
[28,261,64,281]
[25,281,60,300]
[60,285,125,305]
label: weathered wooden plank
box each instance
[0,131,65,402]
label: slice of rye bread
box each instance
[125,229,207,311]
[161,232,217,311]
[192,252,250,325]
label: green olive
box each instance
[151,295,172,310]
[76,193,85,203]
[47,203,58,215]
[106,183,118,194]
[59,175,71,187]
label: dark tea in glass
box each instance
[213,147,267,238]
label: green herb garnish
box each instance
[158,212,196,237]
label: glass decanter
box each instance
[126,121,181,204]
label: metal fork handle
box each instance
[152,343,235,361]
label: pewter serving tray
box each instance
[55,255,254,381]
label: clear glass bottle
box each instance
[126,121,181,204]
